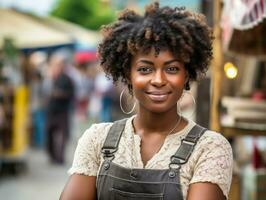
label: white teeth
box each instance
[148,94,169,101]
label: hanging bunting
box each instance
[222,0,266,31]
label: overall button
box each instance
[103,162,110,170]
[169,171,176,178]
[130,171,138,179]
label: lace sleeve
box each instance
[68,124,107,176]
[189,132,233,199]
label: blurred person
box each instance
[87,64,102,123]
[30,70,45,147]
[94,70,116,122]
[71,62,94,122]
[61,2,233,200]
[45,53,74,164]
[28,52,47,148]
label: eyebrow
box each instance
[164,59,180,65]
[137,59,180,65]
[137,60,154,65]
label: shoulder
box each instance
[79,122,113,146]
[196,129,232,155]
[182,119,232,154]
[68,122,114,176]
[192,128,233,166]
[83,122,114,136]
[183,121,233,170]
[189,128,233,198]
[78,118,131,148]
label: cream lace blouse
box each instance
[68,116,233,199]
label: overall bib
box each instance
[97,119,207,200]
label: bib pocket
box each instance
[110,188,164,200]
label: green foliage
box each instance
[3,38,18,60]
[51,0,115,30]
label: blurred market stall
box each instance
[211,1,266,200]
[0,9,74,50]
[25,14,101,63]
[0,8,101,174]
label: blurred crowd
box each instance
[18,49,122,164]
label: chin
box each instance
[145,104,176,114]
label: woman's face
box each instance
[130,48,188,113]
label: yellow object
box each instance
[224,62,238,79]
[6,85,29,157]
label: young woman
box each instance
[60,2,233,200]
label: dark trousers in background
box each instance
[46,112,69,164]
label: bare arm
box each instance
[187,182,226,200]
[60,174,97,200]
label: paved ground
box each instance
[0,145,75,200]
[0,118,87,200]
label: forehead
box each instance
[132,48,176,62]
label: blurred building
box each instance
[211,1,266,200]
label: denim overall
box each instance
[97,119,207,200]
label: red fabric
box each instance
[252,138,264,169]
[74,51,97,64]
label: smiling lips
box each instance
[146,91,171,102]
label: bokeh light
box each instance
[224,62,238,79]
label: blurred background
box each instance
[0,0,265,200]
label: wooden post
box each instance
[210,0,223,132]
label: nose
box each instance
[150,70,166,87]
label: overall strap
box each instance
[169,124,207,169]
[101,118,127,159]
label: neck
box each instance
[133,107,182,135]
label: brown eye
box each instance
[137,66,153,74]
[166,66,179,74]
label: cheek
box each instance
[169,75,186,89]
[131,78,149,100]
[130,74,147,89]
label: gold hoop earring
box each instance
[177,100,182,116]
[120,88,136,115]
[178,91,196,119]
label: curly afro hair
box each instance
[98,2,213,91]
